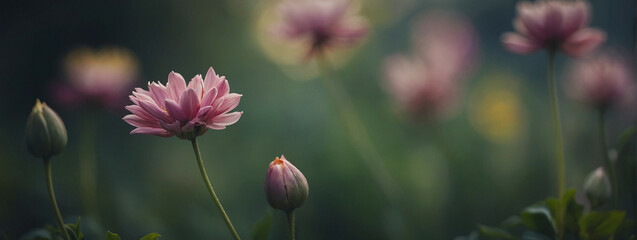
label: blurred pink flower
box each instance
[566,52,635,109]
[53,47,139,110]
[123,67,243,139]
[383,12,479,118]
[272,0,368,56]
[502,1,606,57]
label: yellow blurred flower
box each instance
[468,73,525,144]
[64,47,138,89]
[55,46,139,110]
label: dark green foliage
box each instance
[466,189,631,240]
[251,210,272,240]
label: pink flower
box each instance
[502,1,606,57]
[273,0,368,56]
[123,67,243,139]
[53,47,139,110]
[383,12,479,118]
[566,52,635,109]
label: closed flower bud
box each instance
[25,99,68,158]
[265,155,308,212]
[583,167,611,208]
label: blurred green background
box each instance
[1,0,636,239]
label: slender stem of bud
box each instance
[598,108,619,208]
[547,50,565,240]
[314,50,400,203]
[44,157,70,240]
[190,138,241,240]
[287,211,295,240]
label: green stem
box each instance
[44,157,70,240]
[80,112,100,221]
[598,108,619,208]
[314,51,400,204]
[287,211,295,240]
[547,50,565,239]
[190,138,241,240]
[428,121,470,238]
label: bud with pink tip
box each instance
[265,155,309,212]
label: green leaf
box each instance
[139,233,161,240]
[106,231,122,240]
[251,210,272,240]
[521,205,556,237]
[478,225,519,239]
[65,217,84,240]
[545,189,584,236]
[500,216,523,229]
[579,210,626,240]
[615,126,635,153]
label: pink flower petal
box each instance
[217,93,242,114]
[132,88,154,103]
[561,28,606,57]
[207,123,226,130]
[211,111,243,126]
[148,82,170,109]
[517,3,546,42]
[201,88,218,107]
[217,79,230,97]
[131,127,171,137]
[204,67,220,90]
[188,74,205,100]
[197,106,213,119]
[167,71,187,100]
[123,114,155,128]
[502,32,540,54]
[180,88,200,120]
[158,120,181,135]
[543,5,563,37]
[165,99,187,121]
[125,105,155,121]
[560,2,588,38]
[138,100,170,123]
[513,19,529,36]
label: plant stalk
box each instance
[44,157,70,240]
[547,50,565,239]
[287,211,295,240]
[598,108,619,208]
[314,51,400,204]
[190,138,241,240]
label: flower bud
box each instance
[25,99,68,158]
[583,167,611,208]
[265,155,309,212]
